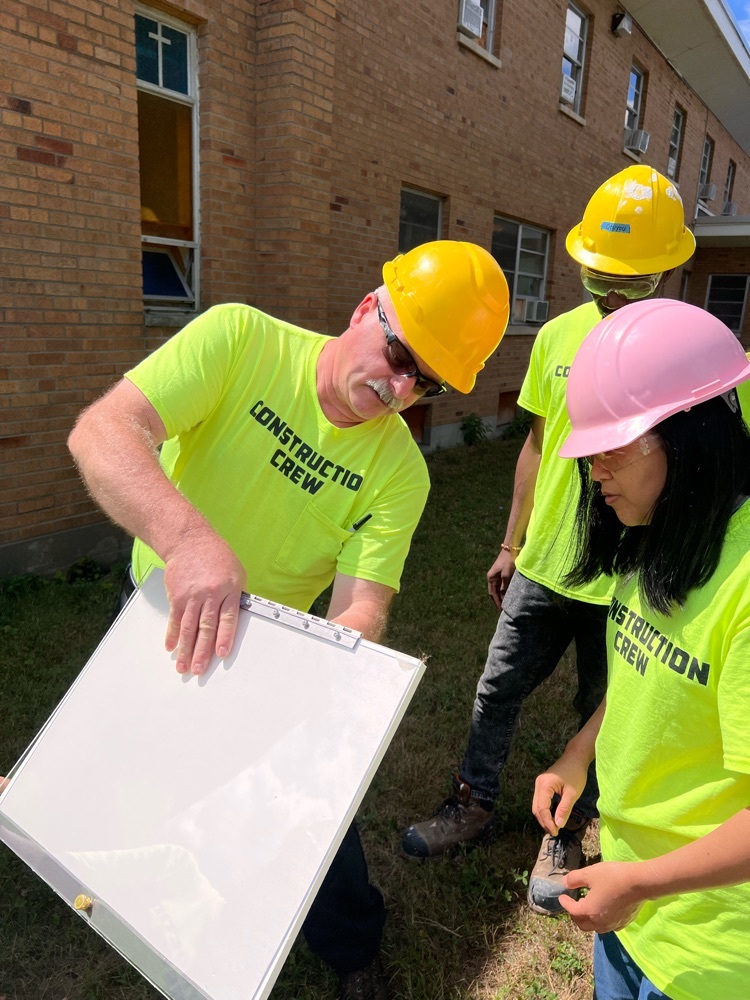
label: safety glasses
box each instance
[580,267,664,302]
[376,297,447,398]
[584,434,662,472]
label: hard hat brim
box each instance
[565,224,696,276]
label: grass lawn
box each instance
[0,436,595,1000]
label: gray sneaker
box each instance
[401,777,494,860]
[527,812,589,915]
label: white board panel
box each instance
[0,570,425,1000]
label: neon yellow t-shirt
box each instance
[516,301,614,604]
[736,355,750,420]
[598,500,750,1000]
[125,304,430,612]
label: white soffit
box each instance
[624,0,750,154]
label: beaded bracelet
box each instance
[500,543,523,554]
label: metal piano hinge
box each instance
[239,593,361,649]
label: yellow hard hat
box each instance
[382,240,510,394]
[566,166,696,275]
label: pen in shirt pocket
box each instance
[349,513,372,532]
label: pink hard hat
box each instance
[560,298,750,458]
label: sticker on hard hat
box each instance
[600,221,631,233]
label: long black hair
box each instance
[566,394,750,615]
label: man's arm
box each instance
[487,414,545,609]
[325,573,396,643]
[68,379,246,674]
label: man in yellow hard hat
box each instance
[67,240,509,999]
[401,168,696,912]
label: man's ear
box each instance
[349,292,376,330]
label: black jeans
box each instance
[114,569,386,974]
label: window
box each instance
[666,107,684,181]
[696,137,715,215]
[705,275,749,334]
[491,216,550,324]
[561,2,589,115]
[398,190,442,253]
[457,0,497,53]
[135,9,198,306]
[624,66,644,132]
[724,159,736,213]
[699,137,714,189]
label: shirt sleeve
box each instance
[125,304,252,438]
[517,322,551,419]
[717,618,750,775]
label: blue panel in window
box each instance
[135,15,159,86]
[162,25,189,95]
[142,250,190,300]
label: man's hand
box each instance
[558,861,644,932]
[487,548,517,609]
[532,753,589,836]
[163,530,247,675]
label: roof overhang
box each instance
[693,215,750,247]
[623,0,750,155]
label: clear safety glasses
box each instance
[580,266,664,302]
[584,433,662,473]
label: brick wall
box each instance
[2,0,749,572]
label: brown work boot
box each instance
[400,776,495,860]
[527,810,590,915]
[338,955,390,1000]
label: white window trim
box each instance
[494,216,551,328]
[625,66,644,132]
[135,3,200,310]
[562,1,589,117]
[667,107,684,181]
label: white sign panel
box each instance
[0,570,425,1000]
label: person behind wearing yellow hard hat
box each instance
[67,240,509,1000]
[401,167,696,911]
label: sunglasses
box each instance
[376,297,446,398]
[584,434,662,472]
[580,266,664,301]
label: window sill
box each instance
[622,146,644,163]
[456,33,502,69]
[558,103,586,126]
[144,308,198,328]
[504,323,543,336]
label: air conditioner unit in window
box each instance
[623,129,650,154]
[723,201,738,216]
[523,299,549,324]
[457,0,484,38]
[699,182,717,201]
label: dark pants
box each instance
[114,570,385,974]
[460,570,608,817]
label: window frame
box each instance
[398,188,443,254]
[561,2,589,116]
[624,64,644,132]
[666,106,685,181]
[491,215,551,325]
[705,274,749,335]
[479,0,497,54]
[135,4,200,309]
[724,159,736,213]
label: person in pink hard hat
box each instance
[532,298,750,1000]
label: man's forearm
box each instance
[502,418,543,547]
[68,385,215,562]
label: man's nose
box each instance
[390,373,418,399]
